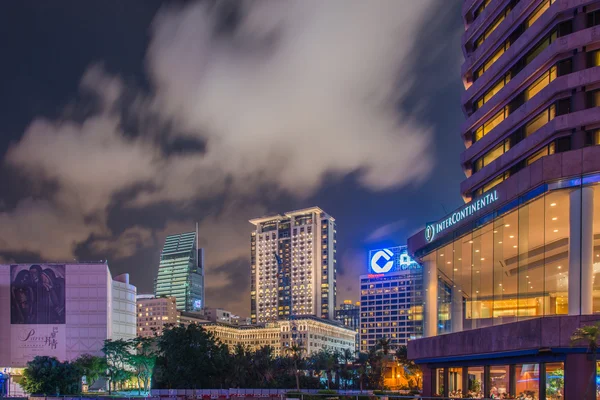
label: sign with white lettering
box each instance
[425,190,499,242]
[368,246,421,274]
[11,325,66,365]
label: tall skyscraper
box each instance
[154,230,204,311]
[407,0,600,397]
[250,207,337,323]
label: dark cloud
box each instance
[0,0,467,317]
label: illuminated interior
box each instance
[423,183,600,333]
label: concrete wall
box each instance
[408,315,600,360]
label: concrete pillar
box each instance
[423,260,438,338]
[451,286,463,333]
[565,353,596,399]
[569,187,594,315]
[420,365,434,397]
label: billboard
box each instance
[10,264,67,365]
[368,246,420,274]
[11,264,66,324]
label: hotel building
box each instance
[154,231,204,312]
[202,316,356,357]
[250,207,337,323]
[136,295,179,337]
[360,246,423,353]
[407,0,600,398]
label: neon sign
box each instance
[368,246,420,274]
[425,190,499,243]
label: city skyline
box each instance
[0,0,465,317]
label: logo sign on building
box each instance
[369,246,420,274]
[425,190,499,243]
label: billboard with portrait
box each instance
[10,264,67,365]
[10,264,66,324]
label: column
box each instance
[451,286,463,333]
[565,353,596,399]
[423,260,438,338]
[569,187,594,315]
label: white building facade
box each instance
[250,207,337,323]
[0,263,136,395]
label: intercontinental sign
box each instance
[425,190,499,243]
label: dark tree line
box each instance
[21,324,422,394]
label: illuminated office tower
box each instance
[154,230,204,311]
[250,207,337,323]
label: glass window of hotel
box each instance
[546,362,564,400]
[435,368,445,396]
[490,365,510,398]
[586,89,600,109]
[525,0,555,29]
[515,364,539,398]
[588,49,600,68]
[474,106,509,141]
[448,367,464,396]
[525,66,557,101]
[467,366,485,397]
[525,104,556,137]
[471,222,495,329]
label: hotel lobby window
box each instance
[515,363,539,398]
[448,367,463,394]
[435,368,444,397]
[490,365,510,398]
[425,178,600,337]
[468,366,485,397]
[546,362,564,400]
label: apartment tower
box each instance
[250,207,337,324]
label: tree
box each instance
[102,339,132,394]
[154,323,230,389]
[129,337,156,393]
[395,345,421,389]
[73,354,107,388]
[284,343,305,391]
[376,337,391,356]
[21,356,82,395]
[571,322,600,400]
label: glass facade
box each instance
[154,231,204,312]
[423,178,600,335]
[435,362,564,399]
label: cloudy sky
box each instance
[0,0,466,316]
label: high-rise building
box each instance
[407,1,600,398]
[335,300,360,353]
[136,295,179,337]
[360,246,423,353]
[154,231,204,312]
[250,207,337,323]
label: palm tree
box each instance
[284,343,305,391]
[377,337,391,356]
[570,322,600,400]
[340,348,354,389]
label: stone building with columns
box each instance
[406,0,600,398]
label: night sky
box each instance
[0,0,466,317]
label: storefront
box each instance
[407,154,600,399]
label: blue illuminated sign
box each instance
[368,246,420,274]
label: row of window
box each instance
[473,1,561,82]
